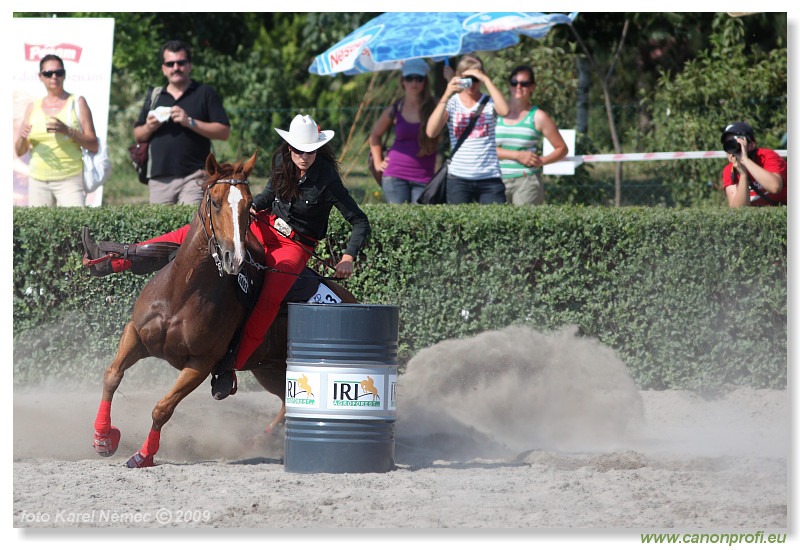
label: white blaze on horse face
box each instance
[226,185,246,268]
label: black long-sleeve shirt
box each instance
[252,156,370,258]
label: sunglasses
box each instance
[403,74,425,83]
[41,69,66,78]
[289,146,317,156]
[510,79,533,88]
[163,59,190,68]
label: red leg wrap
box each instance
[139,429,161,458]
[94,400,112,435]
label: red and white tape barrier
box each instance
[566,149,787,164]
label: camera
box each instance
[723,135,746,155]
[457,77,473,89]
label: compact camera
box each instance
[723,135,747,155]
[457,77,474,89]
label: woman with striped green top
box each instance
[496,65,567,205]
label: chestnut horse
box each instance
[92,152,355,468]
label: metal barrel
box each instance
[284,303,399,473]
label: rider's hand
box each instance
[334,254,355,279]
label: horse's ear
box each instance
[205,153,221,177]
[243,151,258,177]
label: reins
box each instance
[200,174,344,281]
[245,209,345,281]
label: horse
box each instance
[91,152,356,468]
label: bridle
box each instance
[199,176,251,277]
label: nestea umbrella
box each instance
[309,12,578,76]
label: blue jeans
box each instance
[445,175,506,204]
[382,176,427,204]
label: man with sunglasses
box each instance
[133,40,231,205]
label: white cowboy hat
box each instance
[274,114,335,152]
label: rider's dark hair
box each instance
[271,142,339,201]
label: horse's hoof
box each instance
[93,427,121,457]
[125,452,154,468]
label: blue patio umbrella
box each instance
[309,12,578,76]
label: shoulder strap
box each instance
[70,95,84,132]
[451,95,490,157]
[145,86,163,111]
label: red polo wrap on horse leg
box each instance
[139,429,161,458]
[234,222,311,371]
[94,400,112,434]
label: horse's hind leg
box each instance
[250,366,287,434]
[126,365,208,468]
[93,322,148,457]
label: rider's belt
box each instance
[272,215,318,248]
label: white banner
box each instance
[12,17,115,207]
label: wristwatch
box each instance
[188,117,197,128]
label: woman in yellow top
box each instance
[14,54,99,207]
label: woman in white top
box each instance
[496,64,568,205]
[425,55,509,204]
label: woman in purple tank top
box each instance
[368,58,439,204]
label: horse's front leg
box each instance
[126,364,209,468]
[94,322,148,457]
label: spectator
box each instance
[368,58,439,204]
[14,54,98,207]
[133,40,231,205]
[720,121,786,207]
[82,114,370,400]
[426,54,510,204]
[496,64,568,205]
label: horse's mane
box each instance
[202,160,246,190]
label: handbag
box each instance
[71,95,111,194]
[128,86,162,184]
[367,100,400,186]
[417,162,449,205]
[417,95,490,205]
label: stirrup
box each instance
[211,369,237,400]
[211,338,239,400]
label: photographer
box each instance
[426,55,509,204]
[720,121,786,208]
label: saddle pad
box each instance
[235,266,341,311]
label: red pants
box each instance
[141,218,311,370]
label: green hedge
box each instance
[13,204,786,391]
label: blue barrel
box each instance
[284,303,399,473]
